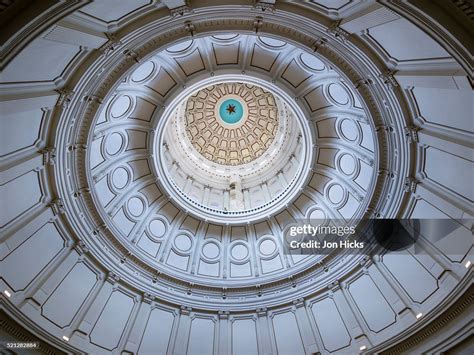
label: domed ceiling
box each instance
[159,75,306,221]
[84,34,376,287]
[2,1,472,354]
[185,82,279,166]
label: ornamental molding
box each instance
[254,1,275,13]
[50,9,409,310]
[55,88,74,109]
[2,2,470,353]
[327,20,350,42]
[376,276,473,354]
[183,82,279,166]
[170,5,192,17]
[41,147,56,166]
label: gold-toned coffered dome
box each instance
[184,82,278,165]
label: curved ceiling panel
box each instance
[84,34,377,288]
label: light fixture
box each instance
[416,312,423,319]
[4,290,11,297]
[359,345,367,351]
[465,260,471,268]
[62,336,70,342]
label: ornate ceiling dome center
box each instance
[218,97,244,124]
[185,82,278,166]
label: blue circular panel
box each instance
[219,99,243,124]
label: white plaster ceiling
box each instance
[1,1,473,354]
[86,34,376,286]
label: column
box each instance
[173,306,192,355]
[292,299,320,354]
[70,274,115,350]
[203,186,211,205]
[243,189,251,209]
[183,176,193,194]
[261,182,271,202]
[122,294,154,353]
[218,311,230,355]
[169,161,179,178]
[256,308,275,355]
[277,170,288,188]
[223,190,230,211]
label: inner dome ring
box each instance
[151,75,315,225]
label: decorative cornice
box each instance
[380,284,474,355]
[170,5,192,17]
[50,7,406,310]
[123,49,141,63]
[49,199,65,215]
[106,271,120,284]
[327,20,349,42]
[404,126,420,143]
[0,309,66,355]
[41,147,56,166]
[312,37,328,52]
[180,305,192,315]
[379,70,399,88]
[403,177,418,193]
[55,88,74,109]
[253,15,264,33]
[184,20,196,36]
[101,34,123,57]
[254,1,275,13]
[218,310,230,319]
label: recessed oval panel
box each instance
[105,133,124,156]
[231,244,248,260]
[110,96,131,118]
[213,34,239,40]
[202,242,220,259]
[260,239,277,256]
[340,119,359,141]
[112,167,129,189]
[339,154,356,175]
[300,53,325,71]
[128,197,144,217]
[175,234,192,252]
[149,219,166,238]
[328,83,350,105]
[131,61,155,82]
[309,209,326,221]
[328,184,344,205]
[259,37,286,47]
[166,40,192,53]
